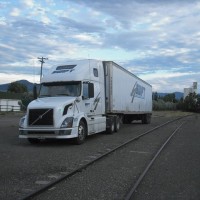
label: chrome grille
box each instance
[28,109,54,126]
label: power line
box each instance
[38,57,48,83]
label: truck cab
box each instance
[19,60,107,144]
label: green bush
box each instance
[153,99,177,111]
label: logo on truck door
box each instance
[93,92,101,110]
[131,82,145,102]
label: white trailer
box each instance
[103,61,152,125]
[19,59,152,144]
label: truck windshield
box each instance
[39,81,81,97]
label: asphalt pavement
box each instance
[31,114,200,200]
[0,112,199,200]
[132,114,200,200]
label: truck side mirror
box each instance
[33,84,37,100]
[88,83,94,98]
[76,96,81,102]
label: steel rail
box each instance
[124,121,185,200]
[21,115,190,200]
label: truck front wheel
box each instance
[74,121,86,145]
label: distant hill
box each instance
[0,80,37,92]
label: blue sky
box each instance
[0,0,200,93]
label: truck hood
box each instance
[28,97,76,109]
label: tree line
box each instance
[153,92,200,112]
[5,82,33,110]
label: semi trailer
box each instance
[19,59,152,144]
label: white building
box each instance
[184,82,198,99]
[0,99,21,111]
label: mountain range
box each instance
[0,80,37,92]
[0,79,184,100]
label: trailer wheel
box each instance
[114,116,120,132]
[74,120,86,145]
[28,138,40,144]
[146,114,151,124]
[142,114,151,124]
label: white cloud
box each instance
[152,16,172,28]
[10,8,20,16]
[0,43,15,51]
[41,15,51,24]
[0,73,40,84]
[45,0,56,6]
[21,0,35,8]
[0,17,7,25]
[73,34,102,45]
[139,70,198,81]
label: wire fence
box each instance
[0,99,21,112]
[0,104,21,112]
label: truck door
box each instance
[83,82,95,133]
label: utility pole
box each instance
[38,57,48,83]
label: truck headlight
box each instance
[19,117,25,128]
[61,117,74,128]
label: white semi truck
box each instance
[19,60,152,144]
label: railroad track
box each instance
[21,115,192,200]
[125,121,185,200]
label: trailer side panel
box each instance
[103,61,152,114]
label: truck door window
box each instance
[83,82,94,99]
[93,68,98,77]
[83,83,89,99]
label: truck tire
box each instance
[114,116,120,132]
[74,120,86,145]
[142,114,151,124]
[106,117,115,134]
[28,138,40,144]
[146,114,151,124]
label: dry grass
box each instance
[0,111,25,117]
[153,111,194,118]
